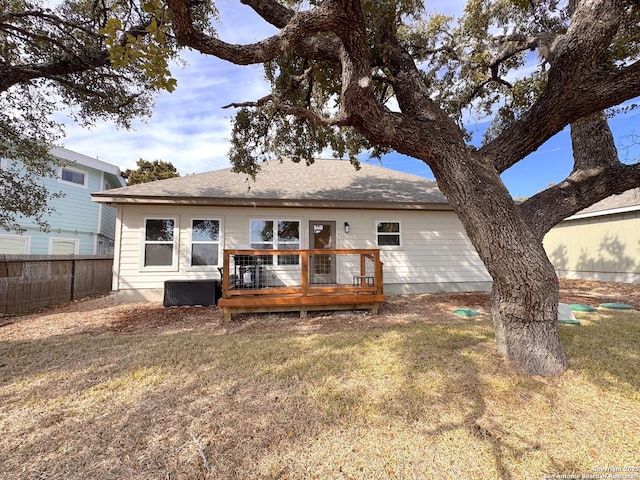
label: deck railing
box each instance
[218,249,384,320]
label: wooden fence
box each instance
[0,255,114,315]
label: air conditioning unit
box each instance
[163,280,220,307]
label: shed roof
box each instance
[570,187,640,219]
[92,159,449,210]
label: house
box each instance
[544,188,640,283]
[91,159,492,304]
[0,147,126,255]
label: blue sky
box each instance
[59,1,640,199]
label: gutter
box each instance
[90,194,453,211]
[566,204,640,221]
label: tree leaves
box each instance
[0,0,186,231]
[121,159,180,185]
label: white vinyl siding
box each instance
[374,212,489,286]
[544,212,640,282]
[112,205,490,300]
[0,235,30,254]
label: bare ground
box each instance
[1,278,638,339]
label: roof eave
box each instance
[91,194,452,211]
[566,204,640,220]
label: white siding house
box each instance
[93,159,492,303]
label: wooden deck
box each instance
[218,249,384,321]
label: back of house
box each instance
[92,159,492,303]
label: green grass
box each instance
[1,310,639,479]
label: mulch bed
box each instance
[1,278,638,340]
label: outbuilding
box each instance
[544,188,640,283]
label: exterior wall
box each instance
[0,158,121,255]
[544,212,640,283]
[113,204,492,303]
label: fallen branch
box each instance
[190,433,211,473]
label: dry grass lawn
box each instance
[1,279,639,479]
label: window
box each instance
[144,218,175,267]
[190,219,220,266]
[250,220,300,265]
[50,238,79,255]
[59,166,87,187]
[376,221,401,246]
[0,235,29,254]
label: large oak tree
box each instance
[3,0,640,375]
[164,0,640,376]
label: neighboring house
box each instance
[544,188,640,283]
[0,147,126,255]
[91,159,492,303]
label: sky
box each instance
[57,1,640,199]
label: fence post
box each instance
[70,257,76,301]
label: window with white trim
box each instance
[376,221,401,246]
[190,219,220,267]
[50,238,79,255]
[0,235,29,254]
[59,166,88,188]
[250,220,300,265]
[143,218,175,267]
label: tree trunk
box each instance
[490,253,568,376]
[429,147,569,376]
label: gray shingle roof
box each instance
[93,159,449,209]
[573,187,640,217]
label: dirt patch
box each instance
[1,278,638,341]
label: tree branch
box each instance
[239,0,294,29]
[479,0,634,172]
[0,53,109,93]
[521,162,640,240]
[481,58,640,173]
[222,92,350,127]
[490,33,545,65]
[0,14,153,93]
[521,109,639,239]
[167,0,343,65]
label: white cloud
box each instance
[60,50,270,174]
[60,2,274,175]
